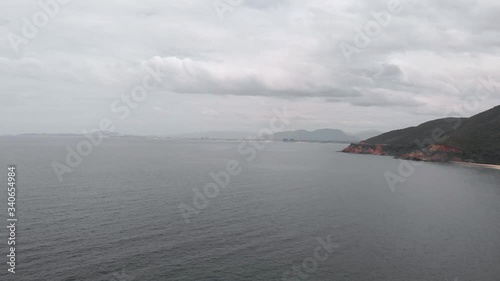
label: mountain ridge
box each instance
[272,128,360,143]
[342,105,500,165]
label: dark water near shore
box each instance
[0,136,500,281]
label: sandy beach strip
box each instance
[451,161,500,170]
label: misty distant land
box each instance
[171,129,382,143]
[7,103,500,168]
[6,129,382,144]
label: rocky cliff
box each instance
[342,105,500,165]
[342,142,464,162]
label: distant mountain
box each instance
[173,129,360,143]
[173,131,253,140]
[16,132,120,137]
[342,105,500,165]
[272,129,359,143]
[17,133,85,137]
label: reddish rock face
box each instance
[342,143,464,163]
[372,144,386,155]
[341,143,389,155]
[399,151,425,161]
[342,144,363,154]
[427,144,462,153]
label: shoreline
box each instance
[451,161,500,170]
[341,149,500,171]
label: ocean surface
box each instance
[0,136,500,281]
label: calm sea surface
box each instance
[0,136,499,281]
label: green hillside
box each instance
[444,105,500,164]
[365,117,466,145]
[363,105,500,164]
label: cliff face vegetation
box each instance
[342,105,500,165]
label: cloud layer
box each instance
[1,0,499,134]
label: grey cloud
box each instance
[0,0,499,134]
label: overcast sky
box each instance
[1,0,499,135]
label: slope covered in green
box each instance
[444,105,500,164]
[365,117,466,145]
[362,105,500,164]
